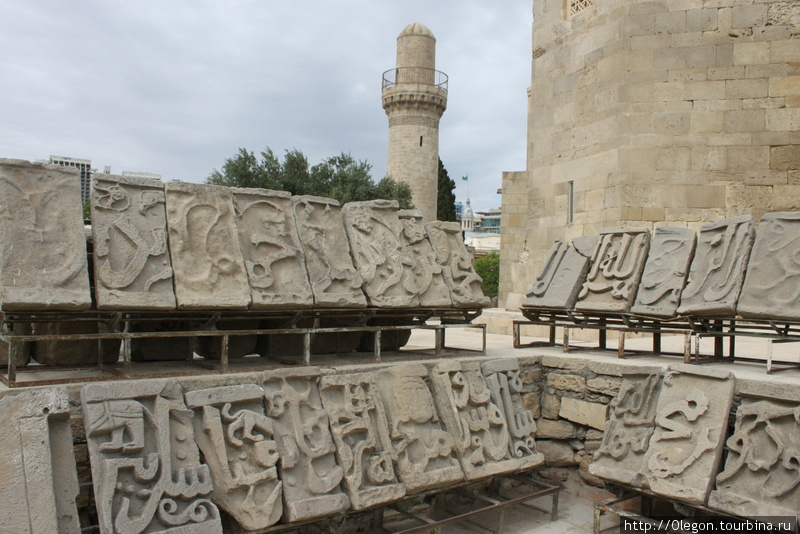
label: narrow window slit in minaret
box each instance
[420,136,423,146]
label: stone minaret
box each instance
[382,22,447,222]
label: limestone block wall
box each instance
[499,0,800,304]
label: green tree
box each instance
[473,252,500,298]
[437,158,457,221]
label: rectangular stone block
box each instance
[261,368,350,522]
[677,215,755,316]
[82,380,222,534]
[738,212,800,320]
[164,182,250,309]
[291,196,367,308]
[631,226,696,318]
[575,228,651,313]
[90,174,176,310]
[231,188,313,309]
[0,388,80,534]
[397,210,452,307]
[342,200,419,308]
[522,236,597,310]
[0,159,91,310]
[558,397,609,431]
[318,372,405,509]
[425,221,490,308]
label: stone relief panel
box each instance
[738,211,800,321]
[631,227,696,318]
[677,215,755,317]
[375,363,463,493]
[231,188,313,309]
[589,373,663,488]
[291,196,367,308]
[481,359,544,470]
[164,182,250,310]
[82,380,222,534]
[185,385,282,531]
[262,368,350,522]
[397,210,452,307]
[708,396,800,520]
[575,228,650,313]
[0,388,80,534]
[318,371,405,509]
[522,236,597,310]
[425,221,490,308]
[90,175,176,310]
[430,360,519,479]
[342,200,419,308]
[642,367,734,505]
[0,159,91,310]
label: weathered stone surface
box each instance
[541,392,561,420]
[376,363,463,492]
[522,237,596,309]
[231,188,313,309]
[536,419,577,440]
[677,215,755,316]
[559,397,609,430]
[430,360,521,479]
[90,174,176,310]
[738,211,800,320]
[709,396,800,520]
[82,380,222,534]
[547,373,586,392]
[318,372,405,509]
[0,159,91,310]
[536,440,577,467]
[343,200,419,308]
[643,367,734,505]
[0,322,31,368]
[164,182,250,309]
[482,359,545,469]
[590,373,663,488]
[291,196,367,308]
[576,228,651,313]
[32,321,120,366]
[185,385,282,530]
[398,210,452,307]
[425,221,490,308]
[0,388,80,534]
[631,226,696,318]
[587,376,623,396]
[262,368,349,522]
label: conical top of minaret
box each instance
[398,22,435,39]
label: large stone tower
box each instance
[382,22,448,222]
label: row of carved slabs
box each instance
[524,212,800,320]
[590,365,800,523]
[1,358,542,534]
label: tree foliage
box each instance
[437,158,457,222]
[473,252,500,298]
[207,147,413,208]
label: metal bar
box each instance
[375,330,382,362]
[221,334,229,373]
[618,332,626,359]
[563,327,570,353]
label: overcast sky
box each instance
[1,1,532,213]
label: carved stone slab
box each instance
[342,200,419,308]
[522,236,597,310]
[677,215,755,316]
[481,359,545,470]
[575,228,650,313]
[738,212,800,320]
[430,360,520,479]
[318,371,405,509]
[425,221,490,308]
[375,363,464,493]
[82,380,222,534]
[262,368,350,522]
[631,227,696,318]
[398,210,452,307]
[709,395,800,520]
[642,366,734,505]
[164,182,250,309]
[231,188,313,309]
[0,388,80,534]
[185,385,282,531]
[90,174,176,310]
[0,159,91,310]
[589,373,664,488]
[291,196,367,308]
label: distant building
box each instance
[49,155,92,203]
[460,199,475,231]
[475,208,501,233]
